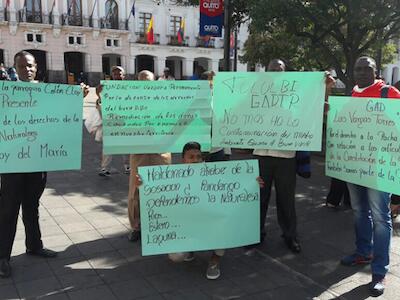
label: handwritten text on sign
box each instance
[326,96,400,194]
[212,72,325,150]
[0,81,83,173]
[101,81,212,154]
[138,160,260,255]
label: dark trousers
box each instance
[0,172,46,260]
[258,156,297,240]
[326,178,350,206]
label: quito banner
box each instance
[199,0,223,37]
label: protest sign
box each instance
[326,96,400,194]
[0,81,83,173]
[138,160,260,255]
[101,80,212,154]
[212,72,325,151]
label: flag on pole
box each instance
[50,0,56,14]
[177,18,185,44]
[230,30,234,58]
[147,16,154,44]
[90,0,98,18]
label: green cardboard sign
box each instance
[0,81,83,173]
[138,160,260,255]
[212,72,325,151]
[326,96,400,194]
[101,80,212,154]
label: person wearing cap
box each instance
[96,66,130,176]
[127,70,172,242]
[158,67,175,80]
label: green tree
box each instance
[245,0,400,92]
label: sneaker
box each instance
[184,252,195,262]
[127,230,141,242]
[124,165,131,174]
[340,253,372,266]
[206,263,221,280]
[370,274,385,297]
[98,169,111,177]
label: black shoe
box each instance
[128,230,141,242]
[0,259,11,278]
[26,248,58,258]
[369,274,385,297]
[285,238,301,253]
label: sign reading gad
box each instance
[101,80,212,154]
[326,96,400,194]
[212,72,325,151]
[138,160,260,256]
[0,81,83,173]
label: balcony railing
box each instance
[168,35,188,46]
[100,17,128,30]
[19,10,43,23]
[196,36,215,48]
[62,14,83,26]
[135,32,160,45]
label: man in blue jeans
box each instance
[339,56,400,296]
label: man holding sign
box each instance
[0,51,57,278]
[337,56,400,296]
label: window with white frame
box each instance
[25,32,44,44]
[67,34,85,46]
[105,37,121,48]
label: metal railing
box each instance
[135,32,160,44]
[196,36,215,48]
[62,14,83,26]
[100,17,128,30]
[168,35,188,46]
[19,10,43,23]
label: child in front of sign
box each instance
[134,141,264,280]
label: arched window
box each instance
[26,0,42,23]
[104,0,119,29]
[66,0,82,26]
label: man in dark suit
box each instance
[0,51,57,279]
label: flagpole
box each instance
[223,0,231,71]
[90,0,98,18]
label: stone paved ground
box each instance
[1,91,400,299]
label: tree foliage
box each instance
[245,0,400,90]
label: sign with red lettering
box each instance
[200,0,223,37]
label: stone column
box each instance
[47,52,66,83]
[183,58,194,78]
[211,59,220,73]
[82,0,89,26]
[63,0,68,25]
[128,55,136,77]
[42,0,49,24]
[92,0,99,28]
[86,53,102,86]
[9,0,17,23]
[154,56,166,78]
[52,0,60,26]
